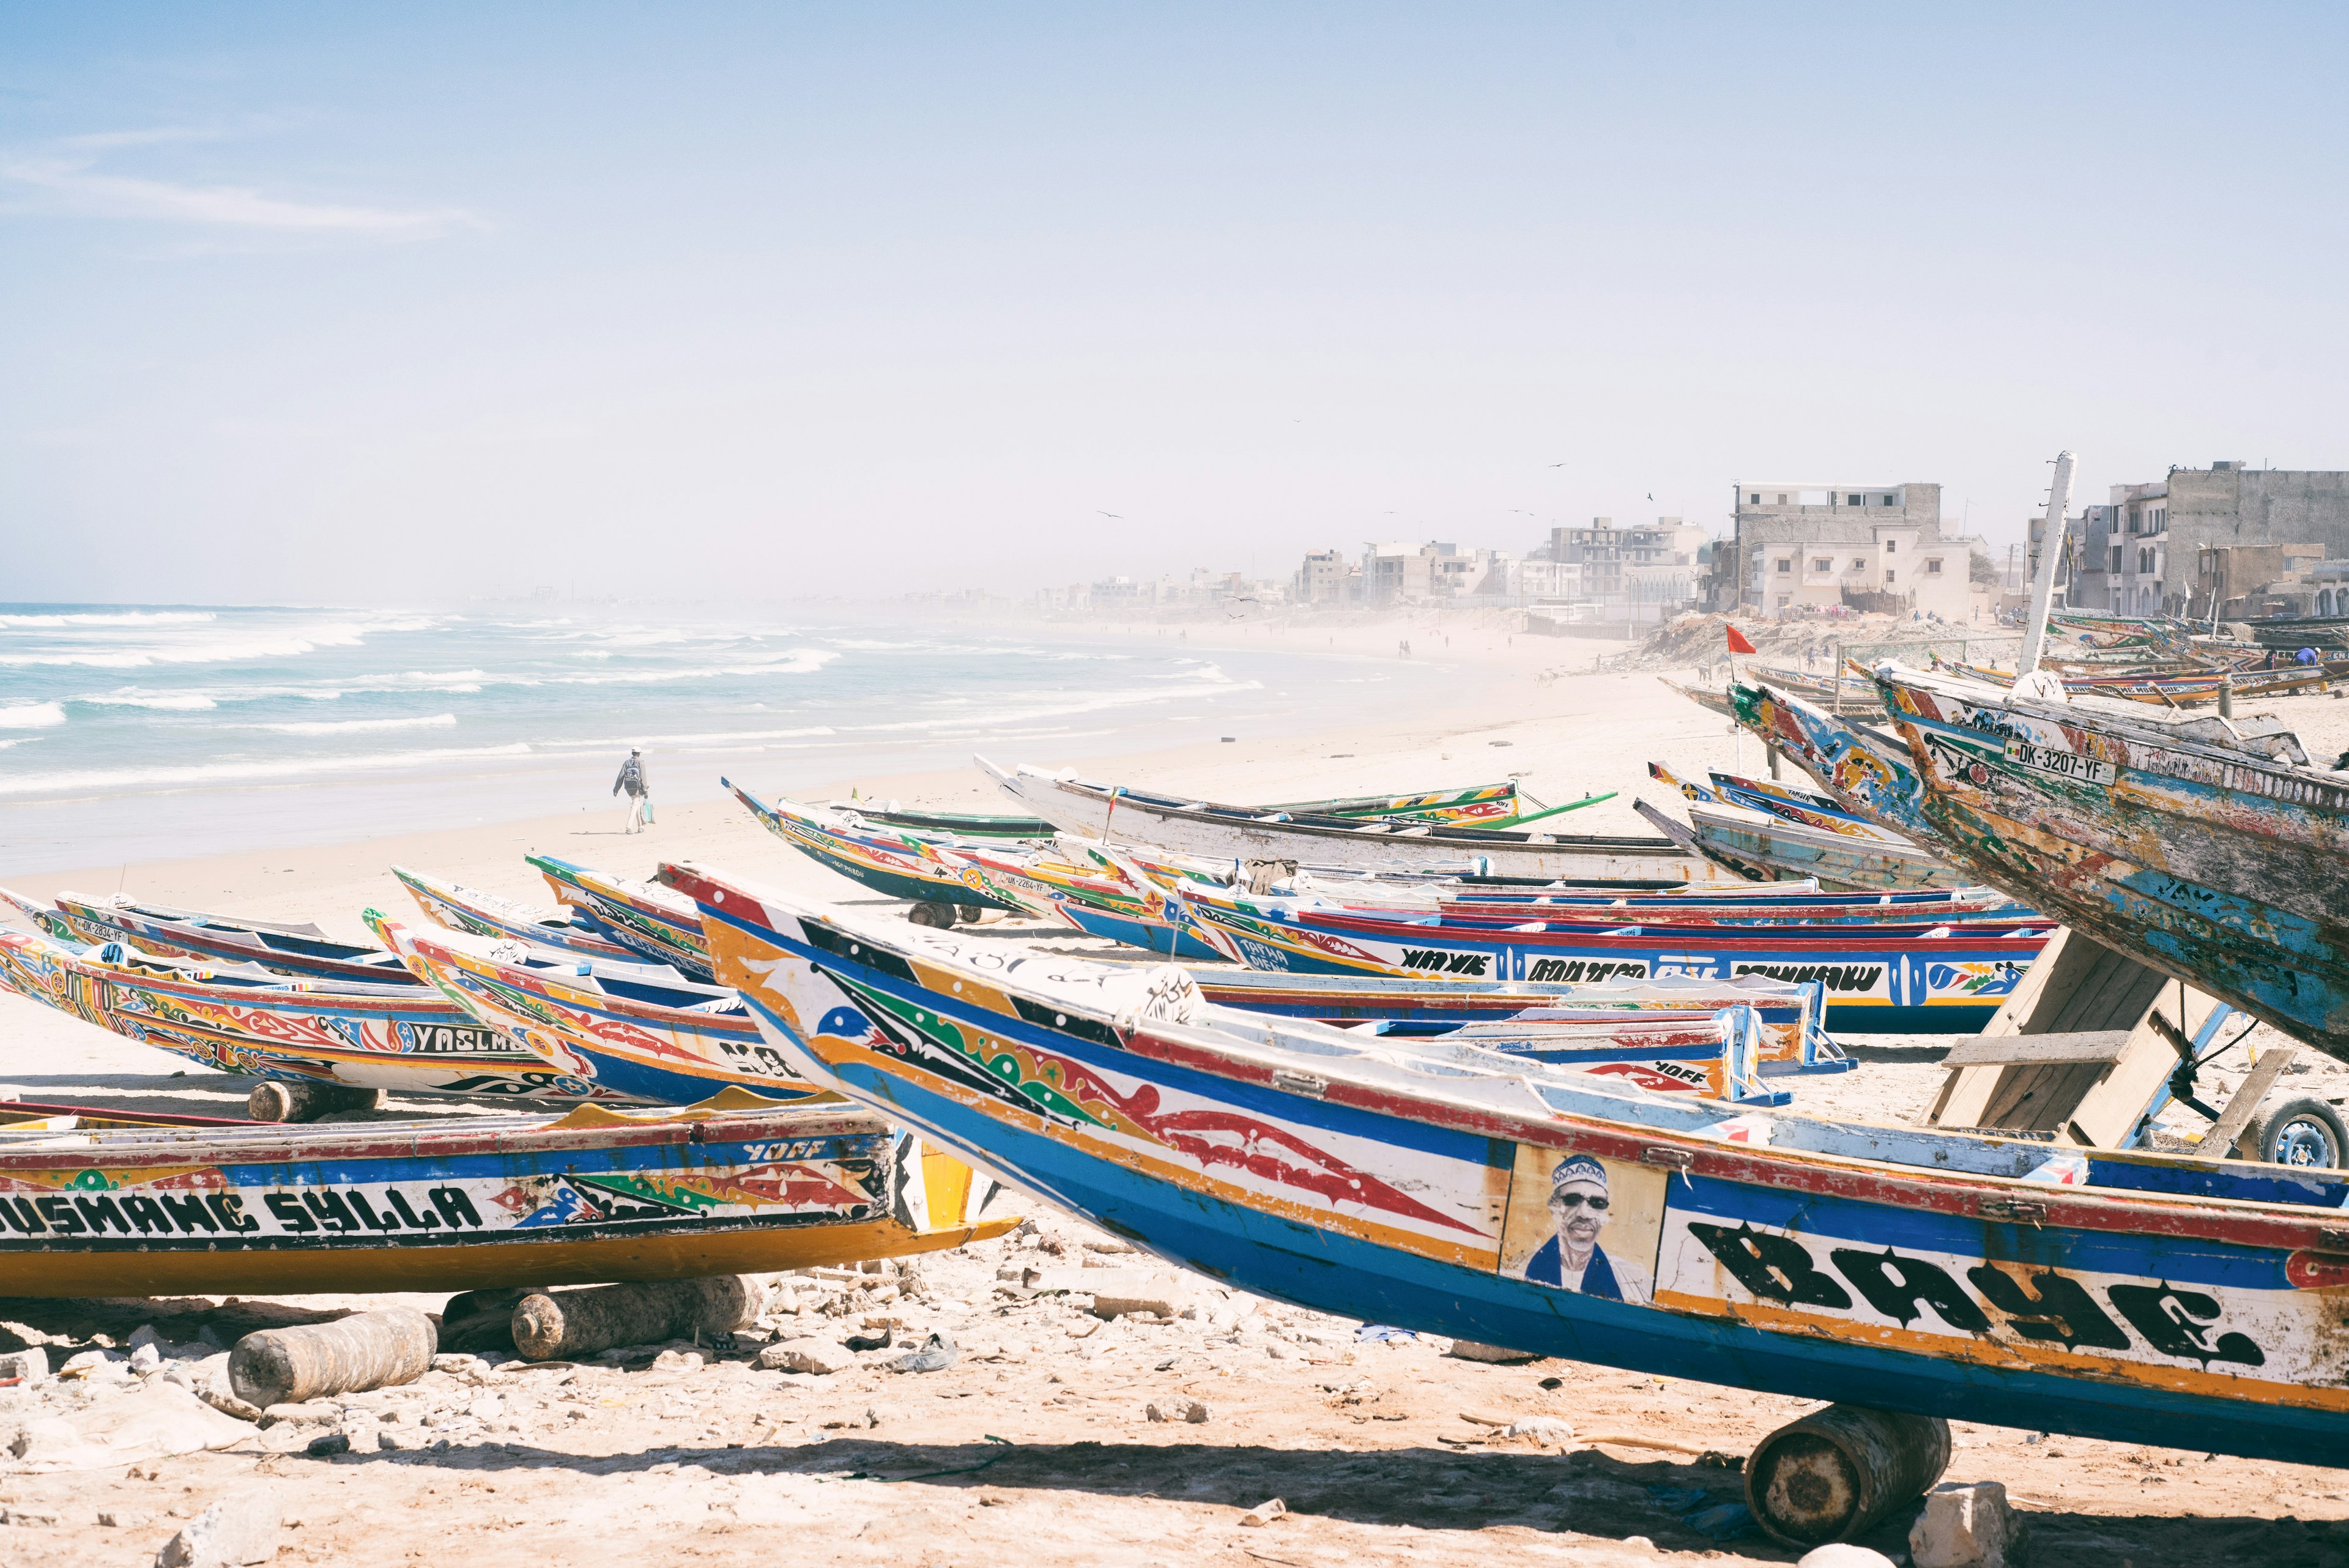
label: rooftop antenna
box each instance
[2018,450,2077,676]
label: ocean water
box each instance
[0,604,1446,874]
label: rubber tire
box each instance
[956,905,985,924]
[906,902,957,929]
[2240,1096,2349,1169]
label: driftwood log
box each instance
[228,1308,437,1408]
[245,1080,385,1123]
[511,1275,770,1362]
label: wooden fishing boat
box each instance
[833,779,1545,840]
[392,864,635,960]
[1874,663,2349,1061]
[728,781,1024,920]
[1157,877,2050,1031]
[916,835,1226,959]
[1945,661,2331,708]
[368,910,815,1107]
[0,926,617,1103]
[1635,798,1965,893]
[1659,677,1736,719]
[0,1095,1014,1296]
[1649,762,1907,844]
[979,759,1731,885]
[662,864,2349,1466]
[32,891,420,986]
[529,855,715,980]
[1724,682,1945,845]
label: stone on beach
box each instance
[6,1382,257,1473]
[1909,1481,2022,1568]
[757,1337,856,1375]
[154,1490,280,1568]
[1798,1547,1898,1568]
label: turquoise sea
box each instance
[0,604,1444,874]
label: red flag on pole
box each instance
[1725,625,1757,655]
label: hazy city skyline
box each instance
[7,4,2346,606]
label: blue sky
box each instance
[4,4,2345,603]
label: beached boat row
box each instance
[7,647,2345,1474]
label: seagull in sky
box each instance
[1097,511,1123,519]
[1547,461,1567,468]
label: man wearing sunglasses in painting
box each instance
[1520,1154,1651,1304]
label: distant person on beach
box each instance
[613,747,653,834]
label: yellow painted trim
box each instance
[1650,1289,2349,1414]
[7,1216,1019,1299]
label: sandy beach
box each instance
[6,647,2348,1567]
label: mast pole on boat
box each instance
[2018,448,2077,676]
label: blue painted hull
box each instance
[667,864,2349,1466]
[796,1042,2343,1460]
[1059,904,1224,961]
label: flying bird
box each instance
[1097,511,1124,519]
[1646,492,1654,500]
[1547,461,1568,468]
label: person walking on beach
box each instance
[613,746,653,834]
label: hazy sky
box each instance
[6,4,2346,604]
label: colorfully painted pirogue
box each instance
[658,861,2349,1466]
[391,865,635,962]
[369,910,814,1107]
[1155,878,2050,1032]
[0,1096,1015,1296]
[0,925,614,1104]
[1872,664,2349,1062]
[979,759,1734,885]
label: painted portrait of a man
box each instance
[1518,1154,1653,1304]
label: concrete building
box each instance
[2191,542,2331,620]
[1732,481,1980,620]
[2061,464,2349,618]
[1538,518,1710,617]
[1362,541,1434,604]
[2067,481,2173,615]
[1295,549,1349,604]
[2163,462,2349,618]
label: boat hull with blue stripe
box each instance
[660,861,2349,1467]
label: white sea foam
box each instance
[0,623,370,669]
[0,701,67,729]
[245,713,459,737]
[0,610,217,628]
[76,688,220,711]
[0,742,535,798]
